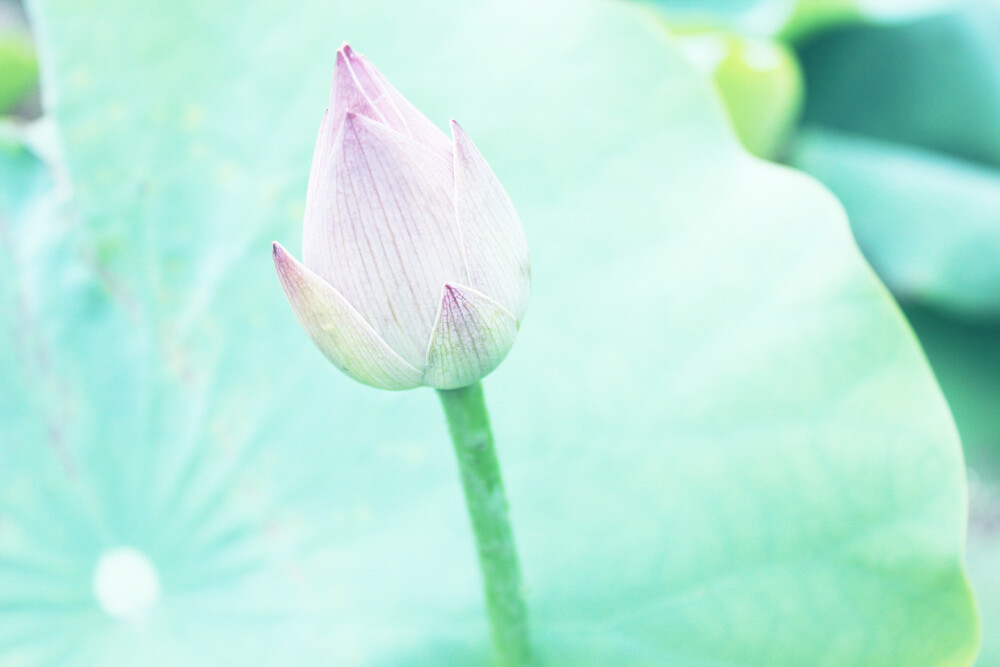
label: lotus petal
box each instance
[303,113,465,366]
[273,242,423,390]
[452,120,530,322]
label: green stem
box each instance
[437,382,533,666]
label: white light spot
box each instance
[678,34,729,74]
[92,547,161,622]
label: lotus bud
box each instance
[273,44,530,391]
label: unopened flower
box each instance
[274,44,529,390]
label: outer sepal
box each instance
[273,242,423,390]
[423,283,518,389]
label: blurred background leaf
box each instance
[791,0,1000,318]
[676,30,804,159]
[0,32,36,113]
[0,0,978,664]
[791,129,1000,316]
[643,0,961,38]
[0,1,38,116]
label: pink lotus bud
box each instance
[274,44,530,390]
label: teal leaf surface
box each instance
[0,0,979,664]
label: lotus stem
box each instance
[437,382,533,666]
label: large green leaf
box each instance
[907,305,1000,665]
[785,8,1000,661]
[1,0,977,664]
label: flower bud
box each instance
[274,44,529,390]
